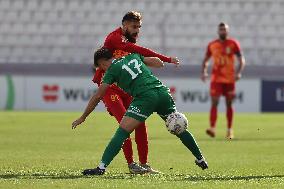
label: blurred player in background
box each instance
[93,11,179,174]
[201,23,245,139]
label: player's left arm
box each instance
[234,40,246,81]
[144,57,165,68]
[72,83,109,129]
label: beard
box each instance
[219,34,227,40]
[125,30,138,43]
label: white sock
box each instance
[98,162,106,170]
[197,157,205,163]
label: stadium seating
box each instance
[0,0,283,65]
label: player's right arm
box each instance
[106,33,179,64]
[201,44,212,82]
[72,83,109,129]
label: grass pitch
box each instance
[0,111,283,189]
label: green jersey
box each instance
[102,53,165,97]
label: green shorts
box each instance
[125,87,176,122]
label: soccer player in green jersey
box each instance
[72,47,208,175]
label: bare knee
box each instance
[119,116,142,133]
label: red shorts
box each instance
[210,82,235,98]
[102,87,133,121]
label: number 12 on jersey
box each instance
[122,59,143,79]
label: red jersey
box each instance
[206,38,241,83]
[93,27,172,87]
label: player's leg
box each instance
[82,96,155,175]
[82,116,142,176]
[102,91,134,165]
[122,95,149,166]
[121,94,151,173]
[122,94,160,173]
[98,116,142,170]
[206,82,221,137]
[225,83,236,139]
[156,87,208,170]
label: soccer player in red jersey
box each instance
[93,11,179,173]
[201,23,245,139]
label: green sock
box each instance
[101,127,130,167]
[177,130,203,160]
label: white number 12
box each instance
[122,59,142,79]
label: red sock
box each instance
[227,106,234,129]
[122,138,134,165]
[135,123,148,164]
[210,106,217,128]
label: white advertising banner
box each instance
[24,76,105,111]
[0,75,105,111]
[0,75,260,112]
[160,78,261,112]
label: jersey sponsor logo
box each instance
[128,105,148,118]
[113,50,130,59]
[129,105,141,113]
[42,85,59,102]
[226,47,231,54]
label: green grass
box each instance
[0,111,284,189]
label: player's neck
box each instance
[219,37,228,42]
[219,38,227,43]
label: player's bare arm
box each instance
[235,53,246,81]
[72,83,109,129]
[201,54,211,82]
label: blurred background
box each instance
[0,0,283,112]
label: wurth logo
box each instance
[42,85,59,102]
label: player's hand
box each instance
[235,73,242,81]
[170,57,180,66]
[201,72,208,82]
[72,116,86,129]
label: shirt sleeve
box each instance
[107,33,172,63]
[92,68,104,86]
[205,43,212,57]
[233,40,242,56]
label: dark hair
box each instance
[219,22,228,28]
[93,47,113,67]
[122,11,142,23]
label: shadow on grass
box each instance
[0,174,86,180]
[0,172,139,180]
[199,138,284,142]
[183,174,284,181]
[1,173,283,182]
